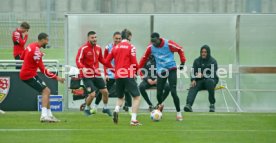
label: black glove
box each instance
[179,62,185,70]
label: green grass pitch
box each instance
[0,112,275,143]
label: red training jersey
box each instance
[20,42,57,80]
[76,41,110,78]
[105,39,139,79]
[12,28,28,58]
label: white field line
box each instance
[0,129,275,132]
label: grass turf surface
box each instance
[0,112,275,143]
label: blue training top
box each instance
[151,39,176,73]
[106,43,115,79]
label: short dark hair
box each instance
[121,29,132,40]
[87,31,96,37]
[38,33,48,40]
[20,22,30,29]
[151,32,160,39]
[113,31,121,36]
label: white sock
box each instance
[131,113,137,121]
[114,105,120,112]
[85,105,90,110]
[92,104,98,109]
[41,107,47,117]
[103,104,108,109]
[47,109,53,117]
[129,107,132,112]
[177,112,182,117]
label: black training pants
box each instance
[157,69,180,112]
[186,79,216,106]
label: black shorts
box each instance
[82,77,106,94]
[115,78,140,98]
[22,76,47,92]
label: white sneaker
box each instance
[49,116,61,122]
[130,120,142,126]
[40,116,52,122]
[0,110,5,114]
[40,116,59,123]
[176,116,183,121]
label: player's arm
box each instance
[138,45,152,77]
[75,47,86,69]
[130,45,139,70]
[12,31,28,46]
[38,58,65,83]
[99,48,113,69]
[21,33,28,46]
[38,59,56,79]
[103,46,109,76]
[105,49,114,68]
[139,45,152,69]
[213,60,218,80]
[12,31,20,45]
[168,40,186,64]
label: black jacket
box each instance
[191,45,219,84]
[142,55,157,82]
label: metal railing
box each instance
[0,60,60,70]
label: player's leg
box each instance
[123,91,132,113]
[93,77,112,116]
[113,78,125,124]
[184,80,204,112]
[167,69,182,121]
[139,80,154,110]
[42,87,60,121]
[91,90,102,114]
[156,72,168,111]
[126,78,142,126]
[41,87,50,117]
[83,78,97,116]
[161,82,171,102]
[131,95,141,125]
[106,78,116,91]
[22,76,57,122]
[115,79,126,108]
[204,79,216,112]
[95,90,102,106]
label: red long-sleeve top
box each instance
[12,28,28,58]
[76,41,111,78]
[105,40,139,79]
[20,42,57,80]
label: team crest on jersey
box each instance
[0,77,10,103]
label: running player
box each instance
[91,32,132,114]
[139,32,186,121]
[106,29,142,126]
[20,33,65,122]
[76,31,112,116]
[139,55,170,111]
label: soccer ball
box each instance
[150,109,162,121]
